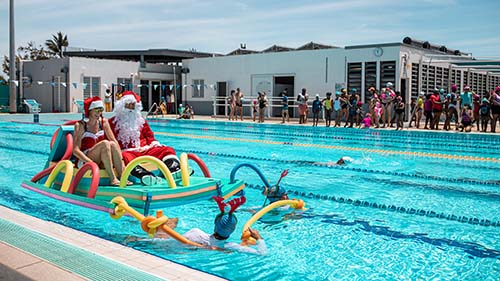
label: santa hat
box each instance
[121,91,141,104]
[84,96,104,117]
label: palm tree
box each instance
[45,32,69,58]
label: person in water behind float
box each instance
[159,196,267,254]
[109,91,181,185]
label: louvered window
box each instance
[364,62,376,102]
[348,62,362,93]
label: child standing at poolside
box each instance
[360,113,371,129]
[252,100,258,122]
[312,94,322,127]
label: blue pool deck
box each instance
[0,112,498,280]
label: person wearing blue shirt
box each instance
[460,85,473,112]
[281,89,289,123]
[312,94,322,127]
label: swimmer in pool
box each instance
[312,156,353,166]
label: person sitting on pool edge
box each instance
[155,196,267,254]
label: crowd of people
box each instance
[224,84,500,133]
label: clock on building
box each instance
[374,47,383,57]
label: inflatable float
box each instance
[21,123,246,215]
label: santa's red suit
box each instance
[109,91,176,165]
[109,116,175,164]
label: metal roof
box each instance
[64,48,218,63]
[430,58,500,75]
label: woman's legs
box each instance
[416,110,422,128]
[86,140,119,185]
[491,114,499,132]
[110,142,125,178]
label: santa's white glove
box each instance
[150,141,162,147]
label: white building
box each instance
[21,49,213,113]
[21,38,500,115]
[181,38,500,116]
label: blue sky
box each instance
[1,0,499,73]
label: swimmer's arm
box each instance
[224,240,267,255]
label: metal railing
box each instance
[146,102,158,118]
[212,96,330,120]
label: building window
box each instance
[379,61,396,89]
[411,63,419,99]
[347,62,362,93]
[192,79,204,98]
[83,76,101,99]
[117,78,132,91]
[364,62,376,102]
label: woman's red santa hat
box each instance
[84,96,104,117]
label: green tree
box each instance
[2,41,52,78]
[45,32,69,58]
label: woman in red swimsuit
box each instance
[73,96,127,186]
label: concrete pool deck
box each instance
[0,206,226,281]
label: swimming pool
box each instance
[0,114,499,280]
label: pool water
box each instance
[0,114,499,280]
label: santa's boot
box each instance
[131,165,161,186]
[162,155,181,175]
[162,155,194,178]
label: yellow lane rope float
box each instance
[240,199,306,246]
[110,196,203,247]
[156,132,499,163]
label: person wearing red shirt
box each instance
[430,89,443,130]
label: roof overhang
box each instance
[65,48,218,63]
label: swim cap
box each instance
[352,88,357,93]
[341,88,347,93]
[214,213,237,239]
[420,91,425,96]
[336,91,341,96]
[315,94,320,98]
[386,82,393,88]
[451,84,458,91]
[464,85,470,91]
[482,98,489,103]
[213,196,246,239]
[439,89,445,94]
[341,156,354,163]
[446,94,451,98]
[496,86,500,92]
[266,185,287,203]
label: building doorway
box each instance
[273,76,294,118]
[151,81,161,110]
[216,81,227,115]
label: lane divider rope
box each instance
[244,183,500,228]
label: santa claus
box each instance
[109,91,180,185]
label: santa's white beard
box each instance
[114,109,145,148]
